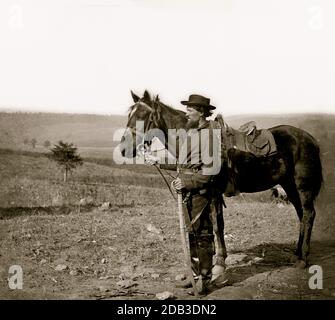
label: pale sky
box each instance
[0,0,334,116]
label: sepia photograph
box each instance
[0,0,334,303]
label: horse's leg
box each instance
[295,190,316,269]
[280,181,304,258]
[212,206,227,262]
[284,168,317,268]
[210,196,228,284]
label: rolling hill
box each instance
[1,111,334,149]
[1,110,334,170]
[0,112,127,149]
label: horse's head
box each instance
[120,90,165,158]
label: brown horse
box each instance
[120,90,323,268]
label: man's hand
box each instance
[171,178,185,191]
[144,154,160,166]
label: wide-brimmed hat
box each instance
[181,94,216,110]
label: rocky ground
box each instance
[0,197,334,300]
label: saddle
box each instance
[212,115,278,197]
[214,115,277,157]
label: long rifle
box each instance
[140,144,198,296]
[176,188,199,297]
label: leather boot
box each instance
[196,274,211,295]
[187,234,213,295]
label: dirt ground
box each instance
[0,197,334,300]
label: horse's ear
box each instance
[143,90,151,101]
[152,95,160,111]
[131,90,140,103]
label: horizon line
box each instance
[0,107,334,118]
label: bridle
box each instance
[126,99,177,199]
[127,99,168,153]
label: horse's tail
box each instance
[313,143,323,199]
[305,131,324,201]
[292,125,324,201]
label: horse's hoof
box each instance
[211,270,230,288]
[211,265,226,279]
[294,260,307,269]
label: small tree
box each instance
[47,141,83,182]
[23,138,29,145]
[31,138,37,148]
[44,140,51,148]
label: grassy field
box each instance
[0,149,168,208]
[0,148,334,300]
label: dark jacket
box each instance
[159,120,222,191]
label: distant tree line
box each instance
[23,138,51,149]
[23,138,37,148]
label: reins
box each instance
[136,99,178,201]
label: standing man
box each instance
[145,94,227,294]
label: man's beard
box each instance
[186,118,199,129]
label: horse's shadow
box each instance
[222,240,335,285]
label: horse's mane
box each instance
[155,98,185,117]
[127,93,186,118]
